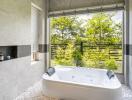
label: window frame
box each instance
[48,10,125,83]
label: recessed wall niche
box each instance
[0,46,17,61]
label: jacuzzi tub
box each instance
[42,67,122,100]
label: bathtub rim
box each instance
[43,75,122,90]
[42,73,122,90]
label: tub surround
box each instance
[14,80,132,100]
[43,67,122,100]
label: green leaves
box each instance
[85,13,122,44]
[54,43,75,66]
[51,16,83,43]
[105,59,118,70]
[51,12,122,71]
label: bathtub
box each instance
[42,67,122,100]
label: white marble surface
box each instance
[14,80,132,100]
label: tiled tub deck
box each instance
[14,80,132,100]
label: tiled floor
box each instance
[122,85,132,100]
[14,80,132,100]
[14,80,59,100]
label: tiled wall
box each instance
[0,0,47,99]
[128,0,132,89]
[124,0,132,89]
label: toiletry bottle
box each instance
[0,52,4,61]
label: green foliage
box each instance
[73,49,82,61]
[85,13,122,44]
[73,47,83,66]
[51,34,62,44]
[104,59,118,70]
[50,12,122,71]
[51,16,84,44]
[54,43,75,66]
[82,48,109,68]
[82,48,119,70]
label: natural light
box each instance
[50,11,123,73]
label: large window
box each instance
[50,11,123,73]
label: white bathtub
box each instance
[42,67,122,100]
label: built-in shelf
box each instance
[0,46,17,62]
[0,45,31,62]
